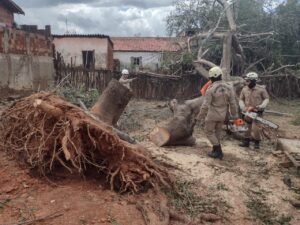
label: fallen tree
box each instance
[150,97,203,147]
[0,92,171,193]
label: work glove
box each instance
[256,106,265,115]
[256,105,265,110]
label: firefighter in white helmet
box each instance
[119,69,136,90]
[197,66,238,159]
[239,72,270,149]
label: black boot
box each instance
[208,145,223,160]
[239,138,250,147]
[254,140,260,149]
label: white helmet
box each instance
[245,72,258,80]
[122,69,129,75]
[209,66,223,78]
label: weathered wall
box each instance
[0,4,13,28]
[53,37,112,70]
[0,28,52,56]
[0,28,54,90]
[114,51,162,71]
[0,54,54,90]
[107,41,114,71]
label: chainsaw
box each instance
[228,108,279,133]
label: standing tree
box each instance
[165,0,284,78]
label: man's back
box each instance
[202,81,238,121]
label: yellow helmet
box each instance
[209,66,223,78]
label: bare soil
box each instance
[1,97,300,225]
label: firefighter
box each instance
[197,67,238,159]
[119,69,136,90]
[239,72,270,149]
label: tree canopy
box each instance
[166,0,300,74]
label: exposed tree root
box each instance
[0,92,171,193]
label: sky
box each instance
[14,0,174,37]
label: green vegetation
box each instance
[291,114,300,126]
[246,188,292,225]
[166,180,229,217]
[57,88,99,108]
[0,198,10,210]
[166,0,300,73]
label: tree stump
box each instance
[150,97,203,147]
[90,79,133,126]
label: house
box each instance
[112,37,181,72]
[0,1,54,91]
[53,34,114,71]
[0,0,24,28]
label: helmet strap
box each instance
[248,80,256,89]
[210,75,222,83]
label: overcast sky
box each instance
[14,0,174,37]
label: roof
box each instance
[1,0,25,14]
[53,34,113,46]
[111,37,181,52]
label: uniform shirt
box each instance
[197,80,238,122]
[119,76,135,89]
[239,85,269,108]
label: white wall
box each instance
[114,51,162,71]
[53,37,109,69]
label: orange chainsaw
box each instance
[228,107,279,132]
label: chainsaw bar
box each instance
[242,112,279,130]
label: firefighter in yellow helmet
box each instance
[239,72,270,149]
[197,67,238,159]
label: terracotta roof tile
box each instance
[111,37,181,52]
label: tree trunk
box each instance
[150,97,203,147]
[221,32,233,81]
[90,79,133,126]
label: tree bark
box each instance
[150,97,203,147]
[90,79,133,126]
[221,32,233,81]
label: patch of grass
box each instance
[277,215,292,225]
[109,218,121,225]
[216,183,230,191]
[166,180,229,218]
[0,198,11,210]
[246,188,292,225]
[291,114,300,126]
[57,87,99,108]
[79,219,88,224]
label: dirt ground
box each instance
[1,97,300,225]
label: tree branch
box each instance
[244,57,266,73]
[269,63,300,74]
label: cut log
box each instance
[90,79,133,126]
[150,97,203,147]
[78,98,136,144]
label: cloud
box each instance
[14,0,173,9]
[13,0,173,36]
[14,0,97,8]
